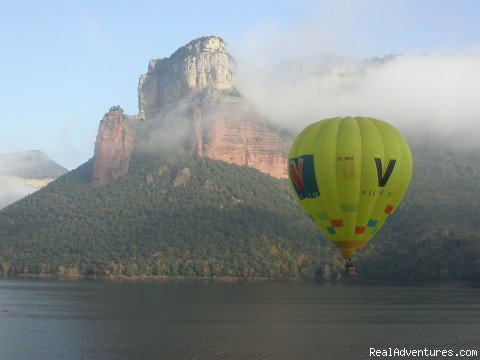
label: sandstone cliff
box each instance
[138,36,236,119]
[91,107,136,186]
[190,98,289,179]
[137,36,290,179]
[91,36,290,185]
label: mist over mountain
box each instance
[0,150,67,209]
[236,53,480,149]
[0,150,67,179]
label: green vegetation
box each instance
[0,151,339,279]
[0,142,479,285]
[109,105,123,112]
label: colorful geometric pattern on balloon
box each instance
[288,155,320,200]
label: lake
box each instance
[0,279,478,359]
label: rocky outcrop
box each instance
[138,36,290,178]
[138,36,236,119]
[91,107,135,186]
[191,100,289,178]
[90,36,290,185]
[173,168,191,187]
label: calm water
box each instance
[0,279,478,360]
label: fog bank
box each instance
[236,54,480,148]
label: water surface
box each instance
[0,279,478,359]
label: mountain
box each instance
[0,150,67,209]
[137,36,290,179]
[0,36,319,278]
[91,36,290,186]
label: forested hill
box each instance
[0,151,337,278]
[0,143,479,285]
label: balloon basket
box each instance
[346,267,357,276]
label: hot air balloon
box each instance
[288,117,413,275]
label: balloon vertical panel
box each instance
[356,119,386,243]
[335,118,362,242]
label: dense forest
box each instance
[0,151,340,279]
[0,141,479,285]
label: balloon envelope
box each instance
[288,117,413,259]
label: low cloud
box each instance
[0,177,38,209]
[135,101,195,155]
[236,54,480,147]
[231,1,480,148]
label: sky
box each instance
[1,0,480,169]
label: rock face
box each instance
[91,107,135,186]
[138,36,290,179]
[138,36,236,119]
[191,100,289,178]
[173,168,191,187]
[91,36,290,185]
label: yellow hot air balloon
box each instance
[288,117,413,268]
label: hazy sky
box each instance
[1,0,479,169]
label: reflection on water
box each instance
[0,279,479,359]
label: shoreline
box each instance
[1,273,478,288]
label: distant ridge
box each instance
[0,150,67,209]
[0,150,67,179]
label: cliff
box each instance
[190,98,290,179]
[91,36,290,185]
[138,36,236,119]
[91,107,136,186]
[137,36,290,179]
